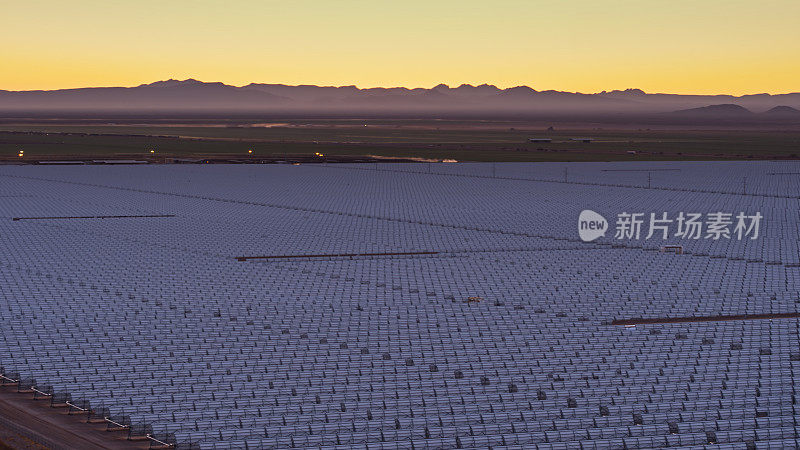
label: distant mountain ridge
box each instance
[670,104,755,117]
[1,79,800,119]
[763,105,800,116]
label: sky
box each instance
[3,0,800,94]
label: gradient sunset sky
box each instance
[5,0,800,94]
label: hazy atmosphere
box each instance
[3,2,800,450]
[4,0,800,94]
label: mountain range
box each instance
[2,79,800,120]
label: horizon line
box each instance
[3,79,799,97]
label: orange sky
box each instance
[4,0,800,94]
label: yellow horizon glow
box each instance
[3,0,800,95]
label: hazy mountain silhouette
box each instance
[670,104,755,117]
[1,79,800,120]
[598,89,800,112]
[762,105,800,116]
[658,104,772,124]
[0,79,288,111]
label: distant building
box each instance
[528,138,552,143]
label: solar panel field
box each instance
[1,162,799,449]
